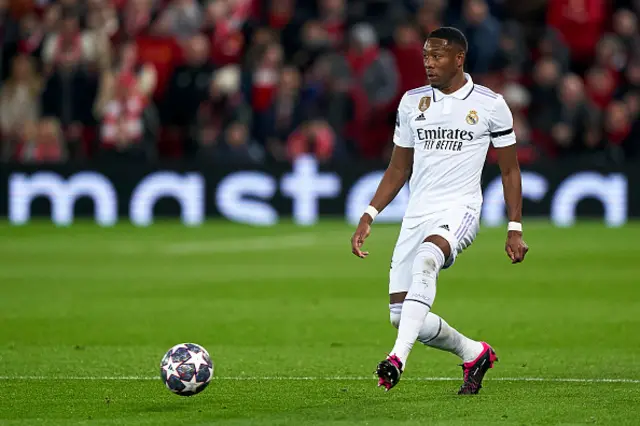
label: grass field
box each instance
[1,220,639,425]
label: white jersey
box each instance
[393,73,516,226]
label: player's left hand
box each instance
[505,231,528,264]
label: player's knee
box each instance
[413,242,446,277]
[389,303,402,329]
[423,235,451,260]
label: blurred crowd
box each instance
[0,0,638,166]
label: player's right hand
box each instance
[351,217,372,258]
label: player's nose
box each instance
[424,59,436,71]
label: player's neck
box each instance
[438,73,467,95]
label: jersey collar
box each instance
[431,73,474,102]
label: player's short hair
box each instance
[427,27,468,53]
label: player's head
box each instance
[423,27,467,89]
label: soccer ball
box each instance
[160,343,214,396]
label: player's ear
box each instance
[456,51,465,69]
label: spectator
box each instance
[56,0,82,15]
[193,124,220,159]
[391,22,426,96]
[217,121,264,164]
[621,91,640,159]
[190,64,250,159]
[157,0,203,41]
[594,34,626,75]
[287,120,336,164]
[85,0,119,41]
[493,20,527,74]
[291,20,333,72]
[0,0,638,167]
[513,112,533,148]
[585,66,617,110]
[416,1,446,37]
[317,0,348,47]
[17,7,59,60]
[15,118,67,164]
[620,57,640,93]
[303,54,355,154]
[42,8,97,74]
[533,27,570,74]
[256,66,304,156]
[454,0,501,75]
[243,27,279,70]
[600,101,633,160]
[262,0,297,31]
[345,22,399,109]
[502,81,530,114]
[94,39,158,158]
[162,33,214,128]
[83,0,118,71]
[121,0,154,39]
[95,39,157,118]
[203,0,246,66]
[528,57,562,136]
[343,22,400,158]
[0,0,22,81]
[99,72,153,161]
[355,0,408,45]
[509,112,538,164]
[248,42,283,113]
[135,14,183,100]
[546,0,607,73]
[40,34,99,129]
[552,74,600,157]
[612,9,640,54]
[0,54,41,159]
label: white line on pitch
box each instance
[0,376,638,384]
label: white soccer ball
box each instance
[160,343,214,396]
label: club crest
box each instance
[418,96,431,112]
[466,110,479,125]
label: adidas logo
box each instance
[415,113,425,121]
[439,224,449,231]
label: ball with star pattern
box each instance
[160,343,214,396]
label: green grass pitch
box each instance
[1,220,639,425]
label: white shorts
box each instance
[389,205,480,294]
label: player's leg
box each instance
[387,232,448,368]
[377,222,424,390]
[416,313,484,362]
[377,209,495,390]
[381,207,497,393]
[389,306,483,362]
[378,219,446,390]
[422,207,497,394]
[415,208,485,360]
[390,303,495,394]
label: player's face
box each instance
[423,38,463,89]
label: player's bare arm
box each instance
[495,144,529,263]
[350,145,413,258]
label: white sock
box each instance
[390,242,444,368]
[418,313,484,363]
[389,303,402,329]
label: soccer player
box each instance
[350,27,529,394]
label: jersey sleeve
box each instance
[393,94,414,148]
[488,96,516,148]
